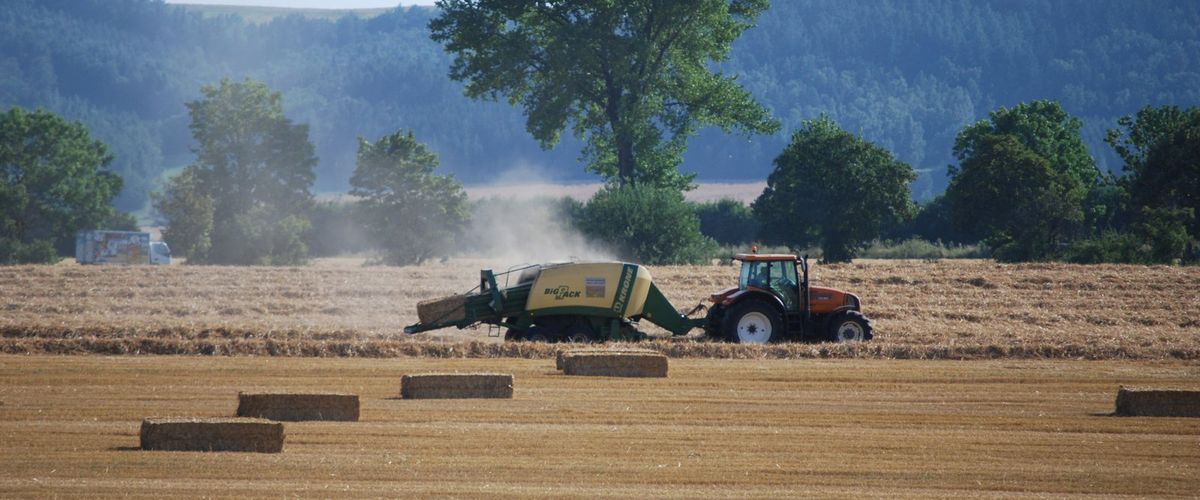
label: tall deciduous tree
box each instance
[945,134,1081,261]
[955,100,1099,206]
[156,79,316,265]
[753,116,916,263]
[0,107,128,263]
[1106,105,1200,238]
[947,101,1097,260]
[350,131,469,266]
[429,0,780,189]
[152,168,213,260]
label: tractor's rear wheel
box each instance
[723,300,781,344]
[828,311,873,343]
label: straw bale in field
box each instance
[556,347,659,370]
[139,418,284,453]
[562,352,668,378]
[416,295,468,324]
[1114,386,1200,417]
[236,393,359,421]
[401,373,513,399]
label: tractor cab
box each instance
[735,253,805,311]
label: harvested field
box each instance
[400,373,514,399]
[0,355,1196,497]
[237,393,359,421]
[1,259,1199,359]
[561,352,669,377]
[139,418,284,453]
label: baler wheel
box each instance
[564,326,593,343]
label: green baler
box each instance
[403,262,707,342]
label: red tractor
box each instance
[704,253,872,343]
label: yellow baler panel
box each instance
[624,267,653,316]
[526,262,650,317]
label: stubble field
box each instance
[1,259,1198,497]
[0,356,1197,497]
[1,258,1198,359]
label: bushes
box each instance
[859,239,986,260]
[695,199,758,245]
[577,185,716,265]
[1062,208,1194,264]
[0,239,59,265]
[1061,232,1147,264]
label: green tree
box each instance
[1106,105,1200,239]
[752,116,916,263]
[152,169,213,259]
[429,0,780,189]
[350,131,469,266]
[946,101,1099,261]
[577,185,717,265]
[695,198,759,245]
[157,79,317,265]
[0,107,128,264]
[945,134,1082,261]
[1133,207,1192,263]
[955,100,1099,212]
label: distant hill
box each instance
[2,0,1197,211]
[178,4,392,24]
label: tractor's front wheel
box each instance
[828,311,873,343]
[723,300,781,344]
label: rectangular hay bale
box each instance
[556,347,659,370]
[416,295,468,324]
[562,352,668,378]
[237,392,359,421]
[140,418,284,453]
[1115,387,1200,417]
[401,373,513,399]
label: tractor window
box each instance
[769,261,798,289]
[739,261,770,289]
[770,260,799,310]
[739,260,799,309]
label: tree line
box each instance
[4,81,1196,266]
[3,0,1197,266]
[3,0,1197,210]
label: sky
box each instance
[164,0,436,8]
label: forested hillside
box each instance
[2,0,1197,210]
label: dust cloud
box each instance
[457,165,616,265]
